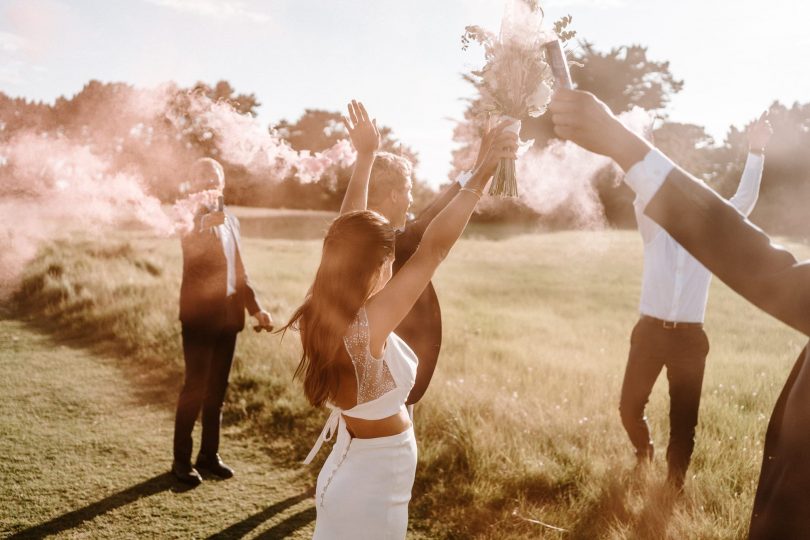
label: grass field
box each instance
[4,210,809,539]
[0,319,317,539]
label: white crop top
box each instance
[304,306,418,463]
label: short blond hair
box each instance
[188,157,225,192]
[368,152,412,207]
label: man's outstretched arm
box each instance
[549,89,810,337]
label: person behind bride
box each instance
[364,133,490,412]
[280,100,517,539]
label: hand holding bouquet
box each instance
[463,0,574,197]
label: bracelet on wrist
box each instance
[460,187,483,200]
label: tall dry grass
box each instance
[12,222,809,539]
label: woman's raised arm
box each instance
[365,124,518,352]
[339,100,381,215]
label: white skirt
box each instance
[312,421,417,540]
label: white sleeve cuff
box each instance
[745,151,764,169]
[624,148,676,208]
[455,170,473,187]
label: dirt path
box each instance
[0,317,316,539]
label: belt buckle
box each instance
[663,320,677,329]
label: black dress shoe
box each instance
[172,460,203,486]
[195,453,234,479]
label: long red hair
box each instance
[282,211,395,407]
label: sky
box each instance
[1,0,809,187]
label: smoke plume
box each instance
[0,83,355,297]
[501,107,654,227]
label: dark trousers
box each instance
[619,317,710,478]
[173,324,238,464]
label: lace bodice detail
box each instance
[343,307,397,404]
[303,306,418,464]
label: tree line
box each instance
[2,43,810,234]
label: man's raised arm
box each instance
[728,111,772,216]
[549,88,810,337]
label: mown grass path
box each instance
[0,317,317,539]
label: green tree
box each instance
[572,42,684,113]
[714,102,810,234]
[653,122,716,181]
[275,109,344,153]
[273,109,435,211]
[191,80,261,116]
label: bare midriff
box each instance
[343,408,411,439]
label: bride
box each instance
[281,100,517,538]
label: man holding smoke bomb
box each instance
[549,87,808,539]
[617,112,772,489]
[543,42,774,491]
[172,157,274,486]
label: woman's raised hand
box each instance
[472,121,519,182]
[342,100,381,156]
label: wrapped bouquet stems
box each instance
[488,117,521,197]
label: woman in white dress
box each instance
[282,101,517,539]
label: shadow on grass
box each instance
[7,473,189,539]
[568,467,634,538]
[254,507,316,539]
[568,466,679,539]
[206,491,313,539]
[629,481,679,539]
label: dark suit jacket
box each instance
[179,208,263,333]
[642,165,810,539]
[393,182,461,404]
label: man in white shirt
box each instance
[620,116,772,488]
[548,88,807,538]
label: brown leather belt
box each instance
[640,315,703,330]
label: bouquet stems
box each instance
[489,157,518,197]
[488,117,521,198]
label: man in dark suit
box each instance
[550,88,810,538]
[172,158,274,486]
[366,152,481,405]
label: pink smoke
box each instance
[171,189,220,235]
[507,107,654,226]
[0,131,174,295]
[0,83,357,297]
[165,91,356,179]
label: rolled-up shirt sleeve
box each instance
[624,148,677,209]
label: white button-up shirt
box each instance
[218,216,238,297]
[626,151,765,323]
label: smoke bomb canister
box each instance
[544,39,573,90]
